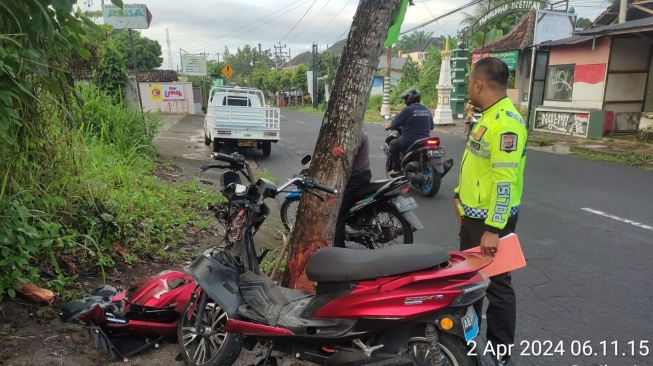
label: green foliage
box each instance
[0,85,224,301]
[109,30,163,70]
[573,150,653,170]
[367,94,383,112]
[576,17,592,30]
[93,43,128,104]
[395,31,434,54]
[293,64,309,92]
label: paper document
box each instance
[464,233,526,277]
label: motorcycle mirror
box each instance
[301,155,311,165]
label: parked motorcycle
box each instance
[383,127,454,197]
[280,156,423,248]
[178,152,491,366]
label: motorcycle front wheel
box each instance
[280,197,300,231]
[177,294,243,366]
[366,204,413,248]
[407,333,475,366]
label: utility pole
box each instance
[258,43,262,55]
[480,0,492,57]
[128,29,143,111]
[274,42,288,70]
[381,46,392,116]
[312,43,318,109]
[619,0,627,23]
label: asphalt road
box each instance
[251,109,653,366]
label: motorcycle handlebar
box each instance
[211,152,238,165]
[313,182,337,195]
[201,164,231,172]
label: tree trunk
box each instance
[284,0,403,291]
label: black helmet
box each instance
[400,88,421,106]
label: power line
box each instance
[306,0,353,43]
[187,0,311,51]
[280,0,317,43]
[288,0,331,43]
[400,0,485,35]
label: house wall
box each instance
[543,37,611,110]
[139,82,196,115]
[603,36,651,132]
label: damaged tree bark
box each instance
[284,0,403,291]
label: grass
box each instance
[0,85,224,301]
[259,169,278,184]
[573,149,653,170]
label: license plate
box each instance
[238,140,256,147]
[427,149,444,157]
[392,196,418,212]
[462,306,479,342]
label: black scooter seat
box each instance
[405,137,432,153]
[306,244,450,282]
[353,179,395,200]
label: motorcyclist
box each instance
[384,88,433,176]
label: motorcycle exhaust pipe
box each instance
[441,159,454,178]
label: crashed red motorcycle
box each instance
[177,153,492,366]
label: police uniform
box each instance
[454,96,527,352]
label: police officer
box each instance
[453,57,527,366]
[384,88,432,176]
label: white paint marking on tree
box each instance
[581,208,653,232]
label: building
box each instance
[401,37,444,66]
[530,1,653,137]
[286,51,311,70]
[471,11,536,107]
[372,57,407,96]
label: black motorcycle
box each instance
[279,155,424,248]
[383,127,454,197]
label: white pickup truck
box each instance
[203,86,280,156]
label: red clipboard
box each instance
[464,233,526,277]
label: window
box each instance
[222,96,250,106]
[544,64,574,101]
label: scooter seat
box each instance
[306,244,450,282]
[405,137,431,153]
[353,179,395,200]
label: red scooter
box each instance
[178,153,491,366]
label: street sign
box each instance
[102,4,152,29]
[222,64,234,79]
[181,55,207,76]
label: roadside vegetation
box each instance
[0,1,221,301]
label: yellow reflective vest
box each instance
[454,97,527,232]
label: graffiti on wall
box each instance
[545,65,574,101]
[535,110,589,136]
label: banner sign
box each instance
[181,55,208,76]
[534,10,576,45]
[149,84,163,102]
[102,4,152,29]
[472,50,519,70]
[477,1,543,29]
[162,84,185,101]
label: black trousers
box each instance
[459,215,518,350]
[333,170,372,248]
[388,139,410,171]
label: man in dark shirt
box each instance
[333,132,371,247]
[384,88,432,176]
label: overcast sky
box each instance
[82,0,610,70]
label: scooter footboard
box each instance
[184,254,242,317]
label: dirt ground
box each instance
[0,115,287,366]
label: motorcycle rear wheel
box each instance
[366,204,413,248]
[407,333,475,366]
[419,161,441,197]
[177,295,243,366]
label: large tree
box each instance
[283,0,404,291]
[109,30,163,70]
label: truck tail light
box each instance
[217,130,231,135]
[264,132,277,137]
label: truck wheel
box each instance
[261,142,271,157]
[212,138,221,153]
